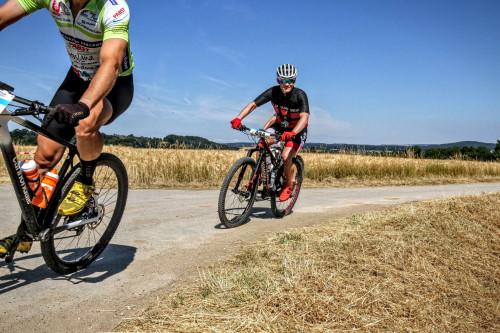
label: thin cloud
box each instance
[310,106,353,135]
[199,74,232,88]
[183,96,193,105]
[208,45,247,70]
[222,2,255,19]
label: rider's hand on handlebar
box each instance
[47,102,90,127]
[281,131,296,141]
[230,118,242,129]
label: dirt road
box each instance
[1,183,499,332]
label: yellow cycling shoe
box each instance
[58,181,96,216]
[16,240,32,253]
[0,235,33,254]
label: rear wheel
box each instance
[270,156,303,217]
[218,157,258,228]
[41,153,128,274]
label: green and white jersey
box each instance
[18,0,134,81]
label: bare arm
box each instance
[292,112,309,134]
[0,0,28,31]
[262,115,276,131]
[234,101,258,121]
[79,38,128,109]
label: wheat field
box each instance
[2,145,500,188]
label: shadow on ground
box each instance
[0,244,136,293]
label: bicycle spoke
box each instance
[41,154,128,274]
[218,157,258,227]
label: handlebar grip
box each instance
[12,95,32,106]
[0,81,14,92]
[39,105,56,114]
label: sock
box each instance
[80,159,98,185]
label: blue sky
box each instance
[1,0,499,145]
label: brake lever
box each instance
[41,108,57,129]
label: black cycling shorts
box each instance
[271,125,308,151]
[45,68,134,141]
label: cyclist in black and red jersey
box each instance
[231,64,309,201]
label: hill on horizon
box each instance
[224,140,497,152]
[9,129,496,152]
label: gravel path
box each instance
[1,183,499,332]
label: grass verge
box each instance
[116,193,500,332]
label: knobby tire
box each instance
[270,155,303,217]
[40,153,128,274]
[218,157,258,228]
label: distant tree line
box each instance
[10,129,237,150]
[302,142,500,162]
[11,128,38,145]
[408,141,500,161]
[10,129,499,161]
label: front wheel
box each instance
[40,153,128,274]
[270,156,303,217]
[218,157,258,228]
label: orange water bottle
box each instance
[20,159,41,193]
[32,169,59,209]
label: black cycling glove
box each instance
[47,102,90,126]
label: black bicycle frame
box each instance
[0,99,78,239]
[244,139,281,192]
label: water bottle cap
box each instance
[45,171,59,179]
[20,159,37,172]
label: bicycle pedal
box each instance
[3,248,16,263]
[4,253,14,263]
[261,190,271,199]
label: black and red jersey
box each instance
[254,86,309,131]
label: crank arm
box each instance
[39,214,102,240]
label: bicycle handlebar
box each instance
[12,96,55,115]
[239,125,277,138]
[1,80,55,115]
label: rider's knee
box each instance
[282,148,297,163]
[74,119,100,138]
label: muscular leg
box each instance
[34,137,66,174]
[34,99,113,173]
[75,98,113,161]
[56,99,113,215]
[282,146,298,187]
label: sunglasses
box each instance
[278,78,295,84]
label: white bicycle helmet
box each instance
[276,64,297,80]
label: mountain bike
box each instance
[218,125,304,228]
[0,81,128,274]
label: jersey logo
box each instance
[273,103,290,116]
[51,1,61,13]
[112,8,128,23]
[80,11,99,23]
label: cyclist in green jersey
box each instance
[0,0,134,254]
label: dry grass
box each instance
[116,193,500,332]
[303,152,500,187]
[2,146,499,189]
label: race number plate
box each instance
[0,90,14,113]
